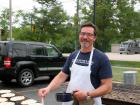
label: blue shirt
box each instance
[62,49,112,89]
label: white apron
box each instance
[62,49,102,105]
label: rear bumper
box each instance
[0,67,16,80]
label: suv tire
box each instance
[17,69,34,87]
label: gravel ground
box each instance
[103,83,140,104]
[103,91,140,104]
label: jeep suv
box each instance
[0,41,66,87]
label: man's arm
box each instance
[47,71,68,91]
[38,71,68,97]
[73,78,112,101]
[88,78,112,97]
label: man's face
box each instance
[79,27,96,49]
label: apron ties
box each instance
[62,49,102,105]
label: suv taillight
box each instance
[4,57,12,68]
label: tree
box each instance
[115,0,140,42]
[0,8,10,39]
[78,0,140,51]
[0,8,25,40]
[34,0,56,6]
[78,0,116,51]
[12,0,75,52]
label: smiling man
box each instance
[38,22,112,105]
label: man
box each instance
[38,22,112,105]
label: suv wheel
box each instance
[17,69,34,87]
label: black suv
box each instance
[0,41,66,87]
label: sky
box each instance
[135,3,140,11]
[0,0,76,16]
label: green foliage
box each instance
[0,8,9,29]
[78,0,140,52]
[12,0,75,52]
[115,0,140,42]
[34,0,56,6]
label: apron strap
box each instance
[88,48,94,69]
[73,51,80,64]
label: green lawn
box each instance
[110,60,140,85]
[110,60,140,68]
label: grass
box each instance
[110,60,140,68]
[110,60,140,85]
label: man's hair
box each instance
[80,22,96,36]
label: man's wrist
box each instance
[86,92,92,100]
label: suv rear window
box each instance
[0,43,6,55]
[0,43,3,55]
[12,43,27,57]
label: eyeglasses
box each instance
[80,32,94,37]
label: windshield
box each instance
[120,42,129,48]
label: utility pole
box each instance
[0,28,1,41]
[9,0,12,40]
[93,0,96,25]
[75,0,79,50]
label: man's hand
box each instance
[38,87,50,98]
[73,89,87,102]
